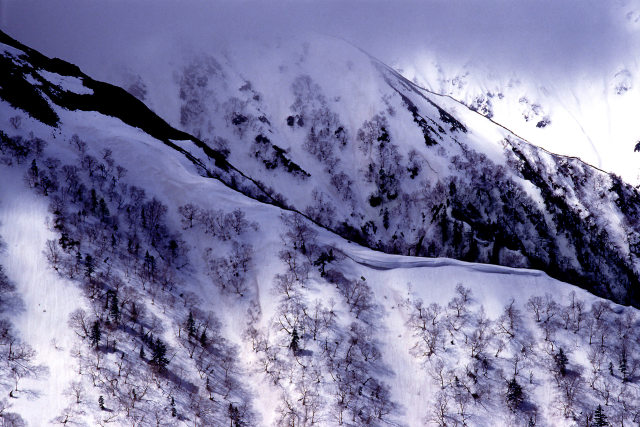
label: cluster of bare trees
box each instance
[64,278,254,425]
[402,285,640,425]
[178,58,313,187]
[0,130,257,425]
[404,285,513,425]
[178,204,257,238]
[178,56,223,139]
[525,292,640,425]
[0,130,46,165]
[203,243,253,296]
[289,75,349,169]
[178,203,258,296]
[244,213,396,426]
[65,300,175,425]
[357,114,405,206]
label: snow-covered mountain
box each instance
[82,32,640,308]
[397,0,640,187]
[2,24,640,427]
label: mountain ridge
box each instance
[3,29,640,307]
[2,28,640,427]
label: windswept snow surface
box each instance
[0,166,85,425]
[401,57,640,184]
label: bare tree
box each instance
[281,212,318,260]
[68,308,91,339]
[45,239,63,272]
[428,390,451,426]
[204,242,253,295]
[178,204,199,229]
[554,372,584,419]
[568,291,585,333]
[7,339,47,394]
[468,306,493,358]
[587,345,605,389]
[447,285,472,320]
[64,380,85,404]
[496,299,521,339]
[428,358,448,389]
[9,115,21,130]
[278,248,311,284]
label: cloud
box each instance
[1,0,639,83]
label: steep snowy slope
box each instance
[71,33,640,307]
[2,30,640,427]
[0,165,85,425]
[6,26,640,304]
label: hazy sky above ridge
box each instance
[2,0,639,82]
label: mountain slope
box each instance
[2,31,640,427]
[79,33,640,306]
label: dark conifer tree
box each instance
[130,302,138,323]
[506,377,524,412]
[199,329,208,347]
[228,403,241,427]
[289,328,300,354]
[104,290,111,310]
[594,404,608,426]
[555,348,568,376]
[144,251,155,279]
[84,254,94,278]
[206,377,213,400]
[75,251,82,271]
[90,321,101,348]
[29,159,39,185]
[186,311,196,338]
[313,249,335,277]
[109,293,120,324]
[619,348,628,382]
[90,189,98,213]
[151,337,169,369]
[170,396,177,417]
[99,198,109,221]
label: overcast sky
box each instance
[2,0,639,83]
